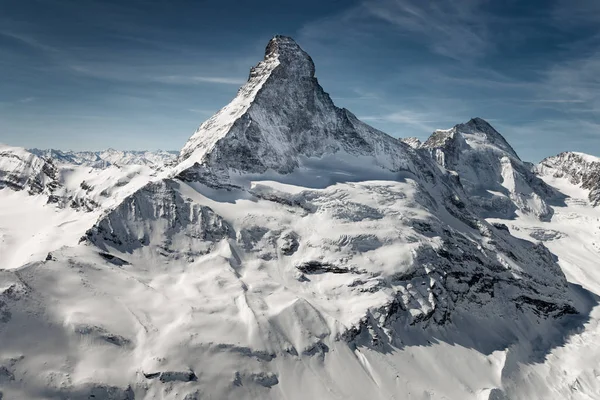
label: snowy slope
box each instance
[487,168,600,399]
[0,36,599,400]
[422,118,559,221]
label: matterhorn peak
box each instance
[261,35,315,79]
[177,35,417,178]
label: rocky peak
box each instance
[177,36,418,178]
[0,144,60,194]
[261,35,315,79]
[456,117,519,159]
[422,119,556,220]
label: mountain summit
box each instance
[177,36,417,177]
[422,117,558,220]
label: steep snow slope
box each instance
[422,118,559,220]
[538,151,600,206]
[29,148,178,169]
[0,36,597,400]
[0,170,584,400]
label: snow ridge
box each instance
[0,143,59,194]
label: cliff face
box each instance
[0,144,59,194]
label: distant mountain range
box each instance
[28,148,178,168]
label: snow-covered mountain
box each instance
[177,36,427,182]
[0,144,167,269]
[537,151,600,206]
[29,148,178,169]
[0,144,60,194]
[0,36,599,400]
[421,118,559,221]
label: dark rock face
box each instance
[86,179,233,255]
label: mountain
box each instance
[0,145,167,269]
[0,143,60,194]
[177,35,423,180]
[537,151,600,206]
[0,36,599,400]
[28,148,178,169]
[422,118,559,220]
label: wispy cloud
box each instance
[0,30,60,54]
[67,64,246,86]
[552,0,600,26]
[364,0,490,59]
[360,110,444,133]
[543,52,600,105]
[154,75,246,85]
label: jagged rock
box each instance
[86,179,234,254]
[401,137,422,149]
[28,148,178,169]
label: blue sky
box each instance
[1,0,599,161]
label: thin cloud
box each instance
[155,75,246,85]
[360,110,440,133]
[0,30,60,54]
[364,0,491,59]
